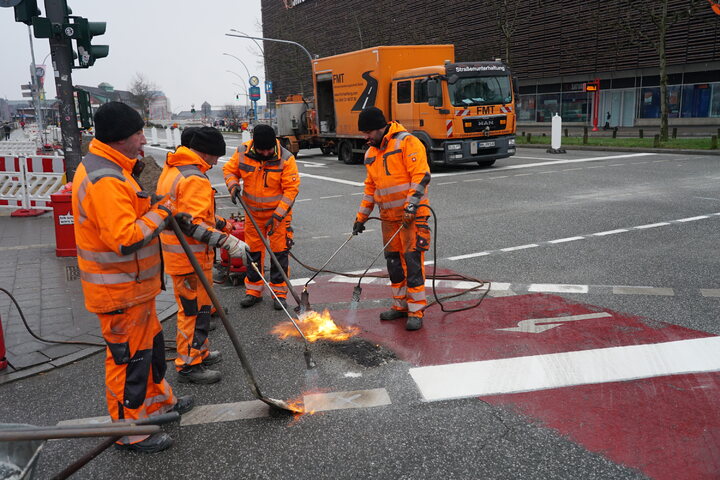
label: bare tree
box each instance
[620,0,704,141]
[223,104,242,132]
[129,73,160,125]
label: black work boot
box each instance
[208,318,217,331]
[240,294,262,308]
[273,297,288,311]
[405,315,423,331]
[379,309,408,321]
[202,350,222,366]
[177,364,221,384]
[115,432,174,454]
[171,395,195,415]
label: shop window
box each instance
[397,81,411,104]
[561,92,589,123]
[536,94,560,122]
[638,86,681,119]
[711,83,720,118]
[681,84,712,118]
[518,94,536,122]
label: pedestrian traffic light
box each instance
[70,16,108,68]
[13,0,41,25]
[75,88,92,129]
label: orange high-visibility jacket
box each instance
[72,139,171,313]
[356,122,431,222]
[157,146,227,275]
[223,139,300,222]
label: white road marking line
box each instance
[537,171,557,174]
[513,156,553,160]
[612,286,675,296]
[182,400,270,426]
[489,175,508,179]
[299,172,364,187]
[409,336,720,401]
[560,167,583,171]
[432,153,656,178]
[677,215,709,222]
[303,388,391,412]
[311,235,331,239]
[497,312,610,333]
[528,284,589,294]
[437,181,457,185]
[290,277,314,286]
[701,289,720,298]
[592,229,628,236]
[635,222,671,229]
[296,198,312,202]
[447,251,491,261]
[548,236,584,244]
[500,244,539,252]
[351,192,365,195]
[319,195,343,199]
[463,178,486,182]
[586,165,605,168]
[514,173,533,176]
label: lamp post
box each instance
[222,53,251,79]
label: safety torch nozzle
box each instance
[351,286,362,303]
[304,349,317,369]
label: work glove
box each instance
[229,185,240,205]
[402,203,417,229]
[174,213,194,234]
[220,234,250,264]
[265,215,281,236]
[157,197,176,217]
[352,220,366,235]
[215,216,233,234]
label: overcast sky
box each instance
[1,0,264,113]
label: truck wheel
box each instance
[477,160,496,168]
[339,141,354,164]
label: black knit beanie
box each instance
[187,127,226,156]
[252,124,276,150]
[94,101,145,143]
[357,107,387,131]
[181,127,199,147]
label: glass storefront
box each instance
[519,81,720,123]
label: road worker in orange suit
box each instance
[157,127,249,384]
[71,101,193,454]
[353,107,431,331]
[223,124,300,310]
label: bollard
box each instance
[547,113,566,154]
[164,127,173,148]
[712,135,718,150]
[639,129,644,139]
[612,127,618,139]
[672,127,677,139]
[151,127,159,146]
[527,132,532,143]
[653,134,660,148]
[173,128,181,148]
[564,128,568,137]
[521,131,525,137]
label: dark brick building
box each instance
[261,0,720,125]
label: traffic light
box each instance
[13,0,41,25]
[70,17,109,68]
[75,88,92,129]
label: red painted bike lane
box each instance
[302,272,720,479]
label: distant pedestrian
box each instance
[3,123,10,140]
[603,112,611,130]
[19,120,25,130]
[71,101,193,454]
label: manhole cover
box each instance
[65,265,80,281]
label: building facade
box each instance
[260,0,720,126]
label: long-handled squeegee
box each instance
[170,216,301,413]
[350,224,404,308]
[300,233,355,312]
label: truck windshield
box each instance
[449,76,512,107]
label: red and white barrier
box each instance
[0,154,65,216]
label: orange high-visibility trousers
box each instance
[98,300,176,445]
[243,211,293,299]
[172,269,212,370]
[381,215,431,318]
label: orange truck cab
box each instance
[276,45,517,167]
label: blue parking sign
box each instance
[265,80,273,95]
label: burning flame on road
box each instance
[271,309,359,342]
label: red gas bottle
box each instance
[218,213,247,286]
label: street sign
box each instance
[249,75,259,87]
[265,80,273,95]
[247,108,255,118]
[249,86,261,101]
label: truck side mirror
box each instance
[427,79,442,107]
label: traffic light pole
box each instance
[26,26,45,144]
[45,0,82,181]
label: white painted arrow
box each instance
[296,160,327,168]
[497,312,612,334]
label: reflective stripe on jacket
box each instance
[72,139,169,313]
[157,146,226,275]
[222,139,300,220]
[357,122,431,222]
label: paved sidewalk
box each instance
[0,212,177,384]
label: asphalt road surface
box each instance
[1,141,718,479]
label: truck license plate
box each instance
[476,141,495,148]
